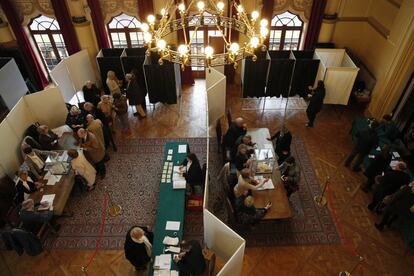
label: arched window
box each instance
[107,13,144,48]
[29,15,68,71]
[269,11,303,51]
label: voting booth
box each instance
[206,67,226,126]
[96,48,125,94]
[0,87,67,178]
[315,48,359,105]
[241,51,270,98]
[50,50,97,103]
[0,58,29,110]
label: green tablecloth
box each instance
[148,141,188,275]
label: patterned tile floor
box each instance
[1,80,413,275]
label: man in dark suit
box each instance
[368,162,410,211]
[174,240,206,276]
[20,199,60,233]
[223,117,247,148]
[306,80,326,128]
[37,125,59,150]
[345,121,379,171]
[375,183,414,231]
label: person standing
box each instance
[112,92,131,134]
[124,226,153,270]
[306,80,326,127]
[85,114,105,148]
[268,126,292,164]
[67,149,97,191]
[278,156,301,198]
[106,70,122,95]
[361,145,391,192]
[65,106,86,133]
[82,81,101,107]
[125,72,146,118]
[77,128,106,178]
[345,121,379,172]
[37,125,59,150]
[223,117,247,148]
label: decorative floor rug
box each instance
[207,137,341,247]
[44,138,207,250]
[44,136,339,250]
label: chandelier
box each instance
[140,0,269,69]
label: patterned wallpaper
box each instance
[274,0,313,21]
[99,0,139,23]
[13,0,55,24]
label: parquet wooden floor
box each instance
[1,80,413,275]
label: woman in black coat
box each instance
[362,145,391,192]
[82,81,101,107]
[126,69,146,117]
[180,153,204,194]
[124,226,153,270]
[306,80,326,127]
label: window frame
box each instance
[28,15,68,71]
[107,13,145,48]
[269,11,304,51]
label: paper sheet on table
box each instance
[38,194,55,210]
[168,149,173,154]
[165,246,181,253]
[163,236,179,245]
[173,173,185,181]
[171,271,179,276]
[178,144,187,153]
[47,175,62,185]
[255,176,275,190]
[263,143,273,149]
[255,149,274,160]
[167,155,172,161]
[153,254,171,270]
[166,221,180,231]
[173,180,186,189]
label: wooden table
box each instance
[29,169,75,216]
[248,128,292,220]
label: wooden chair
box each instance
[225,196,238,225]
[226,109,232,128]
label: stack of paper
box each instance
[38,194,55,210]
[178,144,187,153]
[165,246,181,253]
[163,236,179,245]
[153,254,171,270]
[46,175,62,185]
[255,176,275,190]
[173,181,186,189]
[166,221,180,231]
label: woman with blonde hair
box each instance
[235,195,271,224]
[106,70,122,95]
[124,226,153,270]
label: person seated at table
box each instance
[180,153,204,195]
[15,170,42,204]
[234,168,269,199]
[278,156,301,198]
[20,198,60,233]
[368,161,410,211]
[22,146,58,180]
[82,80,101,107]
[67,149,97,191]
[37,125,59,150]
[375,182,414,231]
[345,121,379,172]
[174,240,206,276]
[124,226,153,270]
[65,105,85,133]
[223,117,247,149]
[361,145,391,193]
[377,114,400,142]
[234,144,253,171]
[21,136,42,156]
[232,135,255,160]
[267,125,292,164]
[235,195,272,224]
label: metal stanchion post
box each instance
[314,176,330,207]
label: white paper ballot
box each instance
[173,180,186,189]
[163,236,179,245]
[173,173,185,181]
[255,176,275,190]
[38,194,56,210]
[178,144,187,153]
[165,246,181,253]
[168,149,173,154]
[173,166,181,173]
[154,254,171,270]
[167,155,172,161]
[166,221,180,231]
[264,143,273,149]
[47,175,62,185]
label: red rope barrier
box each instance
[82,191,108,272]
[326,185,363,275]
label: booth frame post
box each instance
[282,57,297,128]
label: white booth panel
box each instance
[6,98,34,146]
[0,119,22,177]
[64,50,96,92]
[203,209,245,276]
[324,68,358,105]
[0,58,29,109]
[24,87,68,128]
[50,60,76,102]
